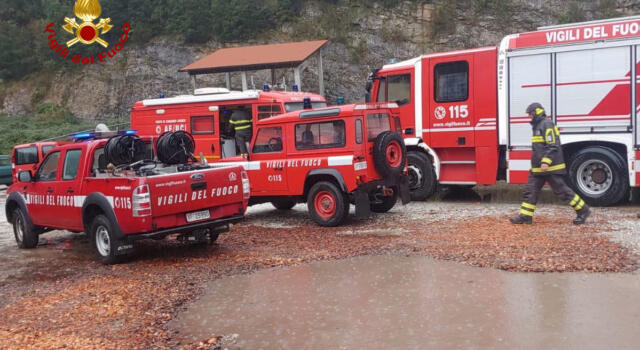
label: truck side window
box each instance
[63,149,83,180]
[190,116,214,135]
[355,119,363,144]
[42,145,55,157]
[367,113,391,141]
[295,120,346,150]
[36,151,60,181]
[434,61,469,102]
[376,77,387,103]
[387,74,411,106]
[252,127,283,153]
[258,105,283,120]
[15,147,38,165]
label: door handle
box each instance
[275,166,283,171]
[46,188,54,193]
[211,144,216,153]
[67,189,74,194]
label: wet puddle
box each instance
[171,254,640,349]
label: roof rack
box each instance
[538,15,640,31]
[299,108,341,119]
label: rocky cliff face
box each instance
[2,0,639,122]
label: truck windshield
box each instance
[285,102,328,113]
[15,147,38,165]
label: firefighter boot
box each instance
[573,206,590,225]
[509,215,532,225]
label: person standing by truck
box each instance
[230,109,253,158]
[510,103,590,225]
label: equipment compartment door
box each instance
[190,114,219,161]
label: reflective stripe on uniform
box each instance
[541,157,552,165]
[520,208,534,217]
[575,199,586,211]
[545,128,556,144]
[532,136,545,143]
[531,163,566,172]
[234,124,251,130]
[521,202,536,210]
[569,194,580,207]
[229,119,251,125]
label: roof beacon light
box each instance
[303,97,312,110]
[123,129,138,135]
[292,84,299,92]
[263,84,271,92]
[388,58,398,64]
[337,97,345,105]
[72,132,95,140]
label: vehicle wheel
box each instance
[12,209,38,249]
[373,131,407,178]
[567,147,629,206]
[371,187,398,213]
[307,181,349,227]
[90,215,122,265]
[271,198,296,210]
[407,152,436,201]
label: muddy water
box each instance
[171,255,640,349]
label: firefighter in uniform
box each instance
[510,103,591,225]
[230,110,252,158]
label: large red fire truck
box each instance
[130,88,326,161]
[369,15,640,206]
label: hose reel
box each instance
[156,131,197,165]
[104,134,147,166]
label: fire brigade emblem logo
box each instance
[62,0,113,48]
[434,106,447,120]
[229,172,237,182]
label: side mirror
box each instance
[18,171,33,183]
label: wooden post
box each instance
[225,73,231,90]
[318,50,325,96]
[241,72,248,91]
[271,69,276,86]
[294,66,302,91]
[192,75,197,91]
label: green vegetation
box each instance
[0,0,435,82]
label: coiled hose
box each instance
[156,131,196,165]
[104,135,146,166]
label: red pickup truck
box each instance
[4,136,250,264]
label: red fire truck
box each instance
[130,88,326,161]
[369,15,640,206]
[5,132,250,264]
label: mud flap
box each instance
[354,190,371,219]
[114,241,135,256]
[398,175,411,204]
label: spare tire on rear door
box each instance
[373,131,406,178]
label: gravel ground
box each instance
[0,186,639,349]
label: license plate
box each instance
[186,210,210,223]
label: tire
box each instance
[90,215,122,265]
[371,187,398,213]
[12,209,38,249]
[271,198,296,210]
[407,152,436,201]
[373,131,407,178]
[307,181,350,227]
[567,146,629,206]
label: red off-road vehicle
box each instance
[220,103,411,226]
[5,132,249,264]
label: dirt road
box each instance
[0,185,639,349]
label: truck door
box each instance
[375,71,414,135]
[28,150,62,227]
[58,148,84,230]
[190,114,219,161]
[248,126,288,194]
[428,56,475,148]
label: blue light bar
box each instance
[123,129,138,135]
[263,84,271,92]
[72,132,95,140]
[292,84,299,92]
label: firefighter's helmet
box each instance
[526,103,545,117]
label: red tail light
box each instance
[241,170,250,200]
[132,184,152,217]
